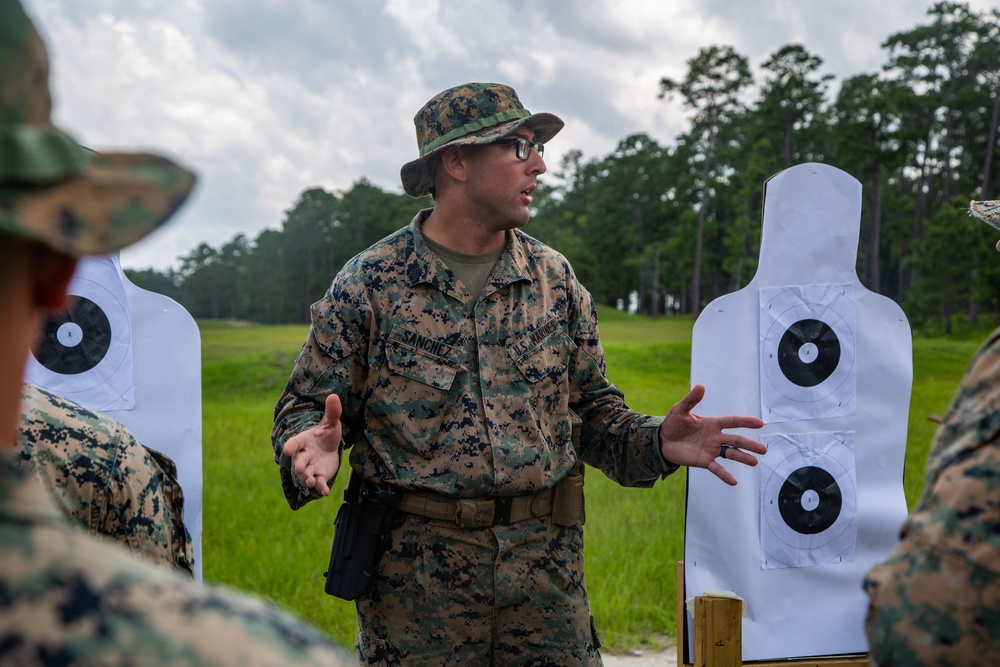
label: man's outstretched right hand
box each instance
[282,393,343,497]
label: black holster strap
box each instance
[397,488,554,528]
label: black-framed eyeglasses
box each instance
[489,137,544,160]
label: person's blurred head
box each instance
[970,201,1000,253]
[0,0,195,261]
[0,0,196,440]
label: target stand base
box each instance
[676,561,868,667]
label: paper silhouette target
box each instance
[760,431,857,570]
[26,257,135,411]
[24,254,204,580]
[684,164,911,661]
[760,283,857,422]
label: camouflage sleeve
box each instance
[864,329,1000,664]
[562,264,674,487]
[0,463,355,667]
[18,383,193,574]
[99,427,196,574]
[272,278,371,509]
[145,447,195,575]
[17,383,109,530]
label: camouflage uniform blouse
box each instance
[16,383,193,574]
[864,328,1000,664]
[273,211,674,507]
[0,451,353,666]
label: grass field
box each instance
[198,310,992,652]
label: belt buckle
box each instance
[492,497,514,526]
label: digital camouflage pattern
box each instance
[273,210,675,663]
[0,0,195,257]
[864,328,1000,665]
[969,200,1000,229]
[971,200,1000,230]
[0,451,354,666]
[1,1,352,664]
[399,82,563,197]
[357,515,599,665]
[17,383,193,574]
[273,210,672,505]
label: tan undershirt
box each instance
[422,234,504,300]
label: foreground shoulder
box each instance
[1,526,353,666]
[925,329,1000,475]
[18,383,123,455]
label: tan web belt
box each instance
[396,488,554,528]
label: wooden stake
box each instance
[694,596,742,667]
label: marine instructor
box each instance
[273,82,767,666]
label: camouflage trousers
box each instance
[355,513,602,666]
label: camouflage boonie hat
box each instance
[971,200,1000,231]
[400,82,564,198]
[0,0,195,257]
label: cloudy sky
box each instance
[22,0,995,271]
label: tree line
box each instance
[129,2,1000,332]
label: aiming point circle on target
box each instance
[777,466,842,534]
[760,284,857,422]
[35,297,113,375]
[760,431,857,570]
[27,259,132,397]
[776,319,840,388]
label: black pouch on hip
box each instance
[323,473,400,600]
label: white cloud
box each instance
[19,0,993,270]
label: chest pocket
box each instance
[505,321,576,456]
[366,327,461,463]
[508,321,575,384]
[385,338,459,390]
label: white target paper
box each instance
[24,255,203,580]
[759,431,857,569]
[25,256,135,411]
[683,163,911,661]
[759,283,857,422]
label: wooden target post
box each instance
[676,562,868,667]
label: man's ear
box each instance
[437,146,470,185]
[30,247,78,311]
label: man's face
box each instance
[462,126,547,233]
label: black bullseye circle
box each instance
[35,297,112,375]
[777,466,842,535]
[777,319,840,387]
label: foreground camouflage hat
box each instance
[971,200,1000,231]
[0,0,195,257]
[400,82,563,198]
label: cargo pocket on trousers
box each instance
[590,615,603,650]
[357,630,388,667]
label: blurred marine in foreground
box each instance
[17,382,195,574]
[864,199,1000,664]
[0,1,352,663]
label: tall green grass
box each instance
[199,311,989,652]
